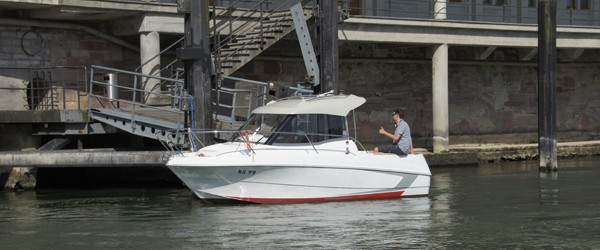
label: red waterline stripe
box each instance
[228,190,405,203]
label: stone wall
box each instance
[237,42,600,149]
[0,24,138,154]
[0,24,139,111]
[0,25,131,68]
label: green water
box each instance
[1,158,599,249]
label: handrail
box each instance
[0,66,88,111]
[346,0,598,26]
[212,87,253,121]
[89,65,187,131]
[157,128,365,156]
[213,0,299,57]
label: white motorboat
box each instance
[163,93,431,204]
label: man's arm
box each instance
[379,127,401,141]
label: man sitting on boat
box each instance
[373,109,413,155]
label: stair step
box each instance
[235,35,275,42]
[220,47,260,52]
[227,40,267,48]
[221,51,251,57]
[220,47,260,54]
[263,18,292,24]
[221,59,242,63]
[220,54,251,61]
[253,23,292,30]
[268,11,292,19]
[246,29,284,36]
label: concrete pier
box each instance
[0,141,598,169]
[0,151,170,168]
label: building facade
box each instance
[1,0,599,152]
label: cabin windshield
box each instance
[236,113,348,145]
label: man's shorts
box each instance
[377,144,406,155]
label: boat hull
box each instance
[167,152,431,204]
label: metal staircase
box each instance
[87,2,316,147]
[217,8,312,76]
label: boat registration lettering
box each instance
[237,169,256,175]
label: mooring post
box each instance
[177,0,213,146]
[316,0,338,94]
[538,0,558,171]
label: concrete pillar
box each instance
[1,124,39,191]
[140,31,161,104]
[3,166,36,191]
[434,0,447,19]
[432,44,449,153]
[432,0,449,153]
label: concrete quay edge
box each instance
[0,141,598,168]
[424,140,600,166]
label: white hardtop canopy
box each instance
[252,94,366,117]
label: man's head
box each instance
[392,109,404,122]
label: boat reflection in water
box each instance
[161,93,431,204]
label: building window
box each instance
[568,0,591,9]
[528,0,536,7]
[483,0,505,6]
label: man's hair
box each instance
[393,109,405,118]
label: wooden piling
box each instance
[538,0,558,171]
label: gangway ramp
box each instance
[89,66,188,145]
[89,107,185,144]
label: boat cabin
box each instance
[235,94,366,145]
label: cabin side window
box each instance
[270,114,346,144]
[304,114,346,142]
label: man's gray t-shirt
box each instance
[394,120,411,154]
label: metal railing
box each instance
[216,75,313,121]
[0,66,87,111]
[158,128,367,155]
[345,0,600,26]
[213,87,254,121]
[89,65,187,128]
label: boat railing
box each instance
[157,128,368,156]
